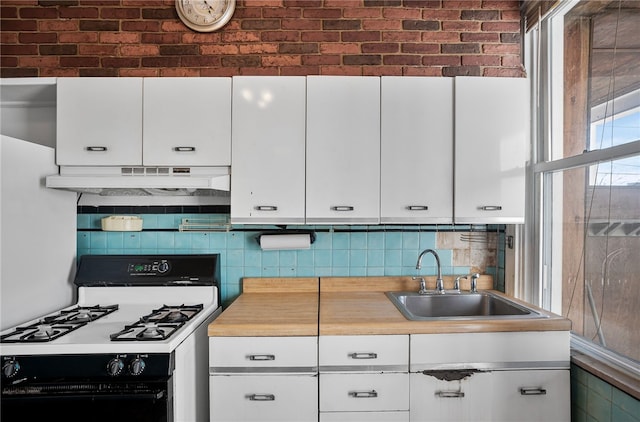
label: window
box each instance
[526,0,640,375]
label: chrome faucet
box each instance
[416,249,444,294]
[470,273,480,293]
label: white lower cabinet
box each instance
[210,375,318,422]
[319,335,410,421]
[320,373,409,412]
[409,332,570,422]
[491,369,570,422]
[209,336,318,422]
[410,369,569,422]
[410,370,493,422]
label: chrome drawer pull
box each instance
[479,205,502,211]
[520,387,547,396]
[407,205,429,211]
[349,352,378,359]
[247,354,275,361]
[435,390,465,398]
[349,390,378,398]
[331,206,354,211]
[174,146,196,152]
[86,146,107,152]
[247,394,275,401]
[255,206,278,211]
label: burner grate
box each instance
[0,305,118,343]
[110,304,203,342]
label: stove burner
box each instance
[110,304,203,342]
[0,304,119,343]
[32,324,55,339]
[140,322,165,339]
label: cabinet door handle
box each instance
[86,146,107,152]
[349,390,378,398]
[247,394,275,401]
[435,390,465,398]
[479,205,502,211]
[520,387,547,396]
[255,206,278,211]
[407,205,429,211]
[349,352,378,359]
[331,206,354,211]
[247,354,275,361]
[173,146,196,152]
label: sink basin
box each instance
[386,291,546,320]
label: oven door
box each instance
[1,378,173,422]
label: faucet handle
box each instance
[470,273,480,293]
[412,276,428,295]
[454,275,467,292]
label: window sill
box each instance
[570,334,640,400]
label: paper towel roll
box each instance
[259,234,311,250]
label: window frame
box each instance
[523,0,640,396]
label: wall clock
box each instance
[175,0,236,32]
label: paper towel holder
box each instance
[256,230,316,250]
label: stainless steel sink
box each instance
[386,291,546,320]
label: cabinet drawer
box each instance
[320,373,409,412]
[321,411,409,422]
[410,332,569,371]
[209,336,317,372]
[210,375,318,422]
[319,335,408,370]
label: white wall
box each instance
[1,135,76,330]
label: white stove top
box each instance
[0,285,219,356]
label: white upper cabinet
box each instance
[143,77,231,166]
[381,77,454,224]
[306,76,381,224]
[56,77,231,167]
[454,76,528,223]
[56,77,143,166]
[230,76,306,224]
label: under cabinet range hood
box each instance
[46,166,230,196]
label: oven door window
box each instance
[1,378,173,422]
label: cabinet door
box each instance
[320,373,409,412]
[410,371,493,422]
[56,77,143,166]
[454,77,528,223]
[231,76,306,224]
[381,77,453,224]
[306,76,381,224]
[491,370,570,422]
[143,77,231,166]
[210,375,318,422]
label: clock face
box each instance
[175,0,236,32]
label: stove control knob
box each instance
[2,360,20,378]
[129,357,146,376]
[157,261,170,274]
[107,358,124,376]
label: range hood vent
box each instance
[46,166,230,196]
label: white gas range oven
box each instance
[0,254,222,422]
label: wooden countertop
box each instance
[209,276,571,337]
[208,277,319,337]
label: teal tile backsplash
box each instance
[571,365,640,422]
[77,213,503,306]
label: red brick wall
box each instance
[0,0,524,78]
